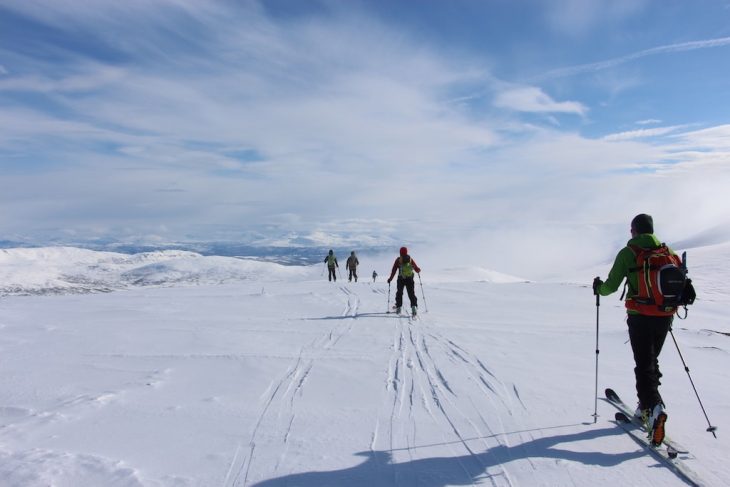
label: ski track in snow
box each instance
[372,308,516,487]
[227,284,519,486]
[227,286,361,487]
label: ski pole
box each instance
[387,282,391,312]
[417,273,428,312]
[593,289,600,423]
[669,328,718,437]
[321,263,326,277]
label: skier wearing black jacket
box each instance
[346,251,359,282]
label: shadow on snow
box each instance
[250,426,645,486]
[304,312,399,321]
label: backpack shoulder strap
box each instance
[627,244,644,272]
[623,244,646,298]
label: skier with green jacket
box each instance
[593,214,674,446]
[324,250,339,282]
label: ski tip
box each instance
[615,412,630,423]
[666,445,680,459]
[605,388,620,401]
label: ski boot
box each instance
[648,403,668,446]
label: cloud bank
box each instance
[1,0,729,278]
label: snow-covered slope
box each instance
[560,239,730,304]
[0,244,727,486]
[0,247,529,296]
[425,266,527,284]
[0,247,314,296]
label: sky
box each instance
[2,0,730,275]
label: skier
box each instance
[372,270,378,282]
[324,249,339,282]
[387,246,421,315]
[346,251,359,282]
[593,214,673,445]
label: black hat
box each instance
[631,214,654,234]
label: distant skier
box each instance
[593,214,682,446]
[324,249,339,282]
[387,246,421,315]
[372,270,378,282]
[346,251,359,282]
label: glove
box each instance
[592,277,603,295]
[387,277,392,284]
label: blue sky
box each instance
[1,0,730,274]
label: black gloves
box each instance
[592,277,603,295]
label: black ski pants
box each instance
[328,266,337,282]
[395,276,417,308]
[627,313,672,410]
[348,268,357,282]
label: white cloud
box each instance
[540,36,730,79]
[1,0,729,277]
[0,1,503,243]
[602,125,685,141]
[636,119,662,125]
[493,86,587,115]
[668,124,730,151]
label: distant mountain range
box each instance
[0,247,318,296]
[0,241,393,266]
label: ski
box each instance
[614,412,704,487]
[605,388,689,455]
[389,306,417,318]
[615,411,678,458]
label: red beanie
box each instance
[400,246,408,256]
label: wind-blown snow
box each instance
[0,244,728,486]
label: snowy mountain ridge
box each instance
[0,246,526,296]
[3,239,728,297]
[0,246,312,296]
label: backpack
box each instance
[625,244,695,317]
[399,255,414,278]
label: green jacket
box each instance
[598,233,675,311]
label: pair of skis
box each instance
[388,306,417,318]
[605,388,704,486]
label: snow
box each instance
[0,247,312,295]
[0,245,728,486]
